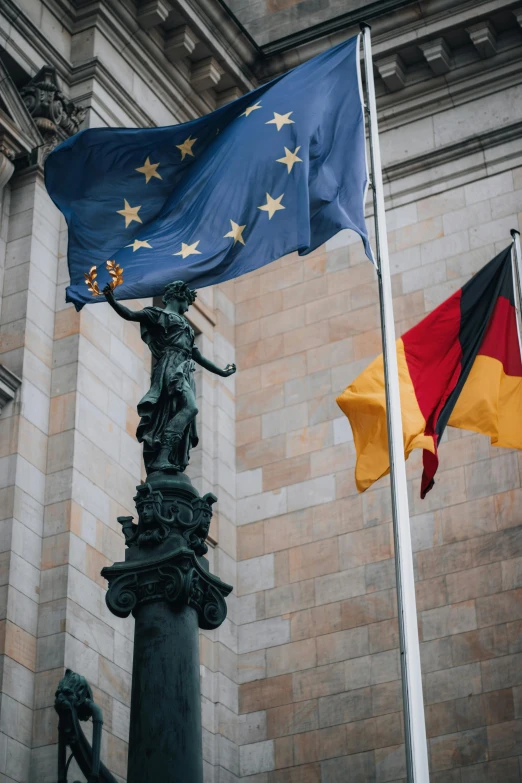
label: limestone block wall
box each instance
[0,0,243,778]
[234,167,522,782]
[0,169,61,782]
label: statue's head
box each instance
[162,281,197,314]
[134,483,163,526]
[55,669,93,721]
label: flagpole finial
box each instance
[360,21,372,31]
[511,228,520,238]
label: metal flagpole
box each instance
[511,229,522,358]
[360,23,430,782]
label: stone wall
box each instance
[0,1,242,780]
[233,167,522,781]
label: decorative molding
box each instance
[137,0,171,30]
[216,86,243,106]
[175,0,260,75]
[103,550,231,629]
[0,0,220,126]
[0,365,21,413]
[0,59,43,162]
[102,472,232,629]
[380,121,522,209]
[377,49,522,134]
[467,20,498,58]
[376,53,406,92]
[419,38,452,75]
[259,0,414,56]
[164,25,199,62]
[20,66,87,159]
[191,56,224,93]
[258,0,516,80]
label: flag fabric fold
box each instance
[337,246,522,497]
[44,35,371,310]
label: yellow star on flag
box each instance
[240,102,262,118]
[173,241,201,259]
[266,112,294,131]
[277,146,302,174]
[258,193,285,220]
[135,157,162,183]
[224,220,246,246]
[176,136,197,161]
[117,199,143,228]
[126,239,152,252]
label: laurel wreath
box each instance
[84,260,124,297]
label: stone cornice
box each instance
[378,46,522,134]
[257,0,519,67]
[176,0,259,86]
[381,121,522,208]
[0,0,254,127]
[371,0,520,54]
[259,0,415,57]
[0,60,43,153]
[70,0,221,119]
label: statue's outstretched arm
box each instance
[192,345,236,377]
[103,285,149,323]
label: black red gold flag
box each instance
[336,246,522,497]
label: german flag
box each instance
[336,246,522,497]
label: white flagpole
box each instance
[360,23,430,782]
[511,229,522,359]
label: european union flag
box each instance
[45,35,371,310]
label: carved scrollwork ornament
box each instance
[200,584,228,630]
[121,483,217,555]
[19,66,87,160]
[103,555,231,629]
[105,572,139,618]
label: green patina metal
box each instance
[97,281,234,783]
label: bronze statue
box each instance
[104,281,235,474]
[55,668,116,783]
[100,281,234,783]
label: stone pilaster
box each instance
[0,167,60,782]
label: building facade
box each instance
[0,0,521,781]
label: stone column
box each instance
[102,470,232,783]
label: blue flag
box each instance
[45,34,371,310]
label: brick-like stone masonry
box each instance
[234,168,522,782]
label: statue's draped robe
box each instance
[136,307,198,470]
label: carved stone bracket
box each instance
[20,66,87,160]
[102,548,232,629]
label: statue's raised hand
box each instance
[222,364,236,377]
[103,283,114,300]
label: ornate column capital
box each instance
[101,471,232,629]
[102,548,231,629]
